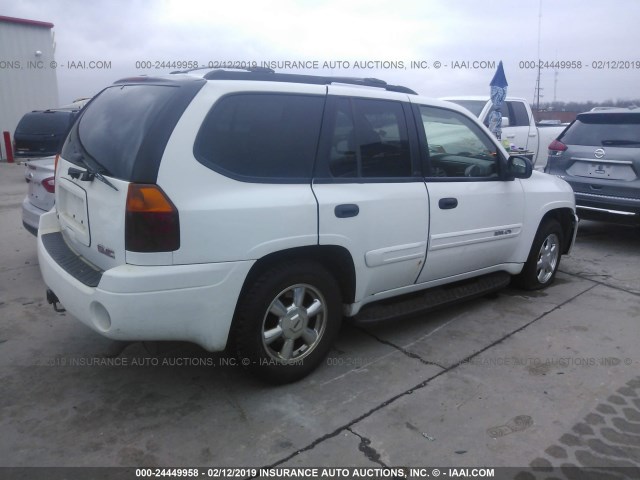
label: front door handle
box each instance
[438,197,458,210]
[335,204,359,218]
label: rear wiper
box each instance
[601,139,640,146]
[68,154,118,191]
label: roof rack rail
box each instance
[194,68,416,94]
[170,66,275,75]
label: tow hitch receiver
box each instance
[46,289,66,313]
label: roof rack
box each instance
[171,67,417,94]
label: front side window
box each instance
[194,93,325,181]
[325,97,412,179]
[419,106,500,179]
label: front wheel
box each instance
[232,261,342,384]
[514,219,563,290]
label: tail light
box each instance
[125,184,180,252]
[548,139,568,156]
[41,176,55,193]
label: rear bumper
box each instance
[37,210,254,351]
[22,196,48,236]
[575,192,640,224]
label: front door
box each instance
[413,104,525,283]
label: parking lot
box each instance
[1,161,639,476]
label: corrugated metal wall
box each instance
[0,20,58,161]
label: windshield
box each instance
[445,100,486,118]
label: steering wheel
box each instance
[464,164,481,177]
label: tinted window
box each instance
[446,100,486,118]
[481,102,530,128]
[510,102,530,127]
[194,94,325,181]
[62,85,179,180]
[420,106,500,179]
[16,111,73,135]
[326,98,411,178]
[561,114,640,147]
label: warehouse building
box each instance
[0,15,58,161]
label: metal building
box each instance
[0,15,58,161]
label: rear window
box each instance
[15,112,73,135]
[62,84,187,182]
[561,113,640,147]
[194,93,325,182]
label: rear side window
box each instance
[61,81,203,183]
[482,101,529,128]
[194,93,325,182]
[16,112,73,135]
[561,113,640,147]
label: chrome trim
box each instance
[576,192,640,202]
[571,157,633,165]
[577,206,637,216]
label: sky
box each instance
[3,0,640,105]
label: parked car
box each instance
[440,96,566,170]
[19,99,91,235]
[22,156,56,235]
[13,106,82,159]
[545,108,640,224]
[38,69,578,383]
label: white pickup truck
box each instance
[441,96,566,170]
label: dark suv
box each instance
[13,107,81,159]
[546,108,640,224]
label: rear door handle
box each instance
[335,204,359,218]
[438,197,458,210]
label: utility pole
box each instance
[533,0,543,114]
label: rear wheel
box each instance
[515,219,563,290]
[233,261,342,384]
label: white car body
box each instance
[37,71,578,380]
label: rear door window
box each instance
[320,97,413,179]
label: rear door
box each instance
[413,103,524,283]
[312,89,429,301]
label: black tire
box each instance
[232,261,342,384]
[514,218,563,290]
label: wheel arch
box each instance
[538,207,577,254]
[237,245,356,308]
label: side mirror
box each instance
[506,155,533,180]
[501,116,510,127]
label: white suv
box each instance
[37,68,578,383]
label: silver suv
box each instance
[545,108,640,224]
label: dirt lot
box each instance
[1,162,639,478]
